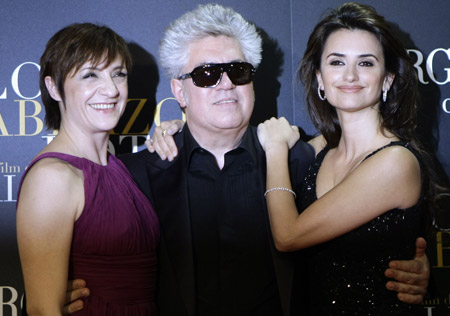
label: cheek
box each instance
[181,88,193,107]
[322,70,337,84]
[119,84,128,99]
[365,71,384,85]
[186,87,211,106]
[368,77,385,94]
[74,85,95,100]
[246,95,255,113]
[241,85,254,105]
[181,84,199,107]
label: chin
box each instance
[97,121,120,132]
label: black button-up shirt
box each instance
[184,126,282,316]
[119,123,315,316]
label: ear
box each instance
[316,71,324,90]
[383,72,395,92]
[44,76,62,102]
[171,78,187,109]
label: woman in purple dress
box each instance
[17,23,159,315]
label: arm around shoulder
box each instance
[273,143,422,251]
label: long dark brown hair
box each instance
[299,2,449,233]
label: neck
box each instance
[46,123,111,165]
[188,124,247,169]
[336,107,394,157]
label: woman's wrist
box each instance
[264,141,290,156]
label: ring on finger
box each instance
[162,129,167,137]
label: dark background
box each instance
[0,1,449,314]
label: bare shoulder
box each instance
[24,157,83,187]
[366,144,420,176]
[308,135,326,155]
[359,144,421,209]
[18,157,84,219]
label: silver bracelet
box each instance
[264,187,297,199]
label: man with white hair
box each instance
[64,4,430,316]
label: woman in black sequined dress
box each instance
[258,2,445,315]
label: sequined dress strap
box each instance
[362,141,413,161]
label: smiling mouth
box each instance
[214,99,237,105]
[89,103,115,110]
[339,86,363,93]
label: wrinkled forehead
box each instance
[185,35,246,70]
[68,52,125,76]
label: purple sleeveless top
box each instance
[19,152,159,315]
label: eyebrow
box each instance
[81,64,125,71]
[326,52,379,61]
[194,59,245,67]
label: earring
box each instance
[318,86,326,101]
[382,90,388,102]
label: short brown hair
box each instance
[40,23,132,130]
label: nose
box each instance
[344,64,358,82]
[101,76,120,97]
[217,71,235,89]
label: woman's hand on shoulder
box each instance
[145,119,184,161]
[257,117,299,152]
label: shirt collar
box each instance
[183,124,258,165]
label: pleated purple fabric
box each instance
[22,152,160,315]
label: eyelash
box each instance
[329,60,374,67]
[330,60,344,66]
[359,61,373,67]
[83,72,97,79]
[114,71,127,78]
[82,71,127,79]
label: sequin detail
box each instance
[298,142,423,315]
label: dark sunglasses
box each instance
[178,62,256,88]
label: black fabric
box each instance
[297,141,424,315]
[186,128,280,315]
[119,125,315,316]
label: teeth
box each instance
[89,103,115,109]
[216,100,236,104]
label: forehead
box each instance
[76,55,124,69]
[186,35,246,69]
[323,29,383,57]
[68,55,124,78]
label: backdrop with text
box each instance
[0,1,449,315]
